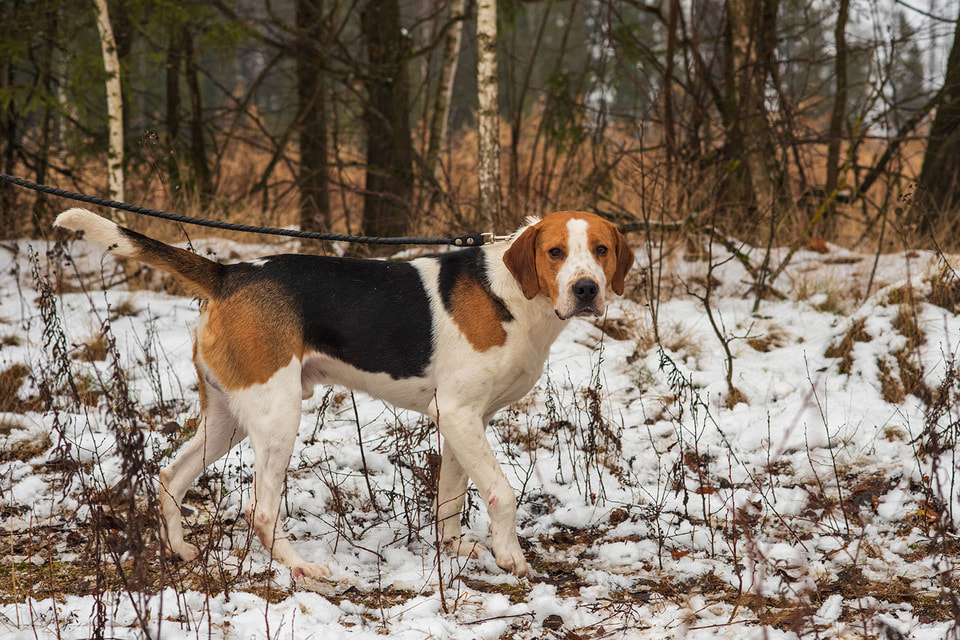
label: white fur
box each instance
[555,217,608,319]
[54,208,136,257]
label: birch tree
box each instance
[476,0,501,228]
[93,0,124,208]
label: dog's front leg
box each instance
[435,406,528,576]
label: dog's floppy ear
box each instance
[611,231,634,296]
[503,224,540,299]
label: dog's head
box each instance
[503,211,634,320]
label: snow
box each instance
[0,235,958,638]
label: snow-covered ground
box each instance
[1,232,958,639]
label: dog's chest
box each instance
[431,305,564,413]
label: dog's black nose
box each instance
[572,278,598,302]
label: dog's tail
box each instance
[54,208,224,298]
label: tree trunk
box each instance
[823,0,850,235]
[476,0,501,228]
[296,0,330,232]
[507,2,552,218]
[93,0,125,208]
[0,53,18,238]
[361,0,414,240]
[917,7,960,237]
[31,6,59,235]
[182,25,212,203]
[720,0,785,227]
[165,30,182,195]
[111,0,134,165]
[720,0,757,213]
[662,0,680,169]
[423,0,465,214]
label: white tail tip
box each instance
[53,208,132,255]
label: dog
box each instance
[54,208,634,578]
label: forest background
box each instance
[1,0,959,253]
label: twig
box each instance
[464,612,535,626]
[350,391,381,517]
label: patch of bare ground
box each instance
[0,364,40,413]
[824,317,871,374]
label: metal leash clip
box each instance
[482,232,513,245]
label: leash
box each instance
[0,172,493,247]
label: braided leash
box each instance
[1,172,489,246]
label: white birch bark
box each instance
[476,0,501,227]
[93,0,125,211]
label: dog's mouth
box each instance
[555,302,604,320]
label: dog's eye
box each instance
[595,245,608,257]
[548,248,565,259]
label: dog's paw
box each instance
[494,545,529,577]
[294,573,359,596]
[165,542,200,563]
[444,535,487,559]
[290,562,333,580]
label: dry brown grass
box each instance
[1,433,52,463]
[927,268,960,314]
[0,364,33,412]
[877,358,907,404]
[824,318,871,374]
[73,332,109,362]
[16,111,937,255]
[747,325,788,353]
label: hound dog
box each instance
[55,208,634,578]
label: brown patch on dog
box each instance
[449,274,509,351]
[191,338,209,411]
[197,285,303,390]
[531,214,571,304]
[608,224,635,295]
[503,224,541,300]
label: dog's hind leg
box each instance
[436,439,472,552]
[159,380,246,562]
[230,357,332,579]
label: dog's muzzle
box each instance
[556,277,604,319]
